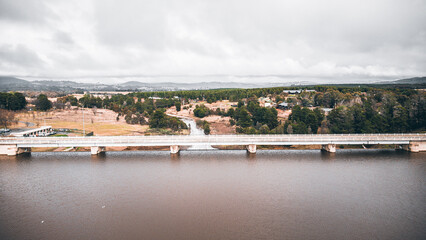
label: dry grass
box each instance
[12,108,149,136]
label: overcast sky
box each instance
[0,0,425,83]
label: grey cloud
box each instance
[94,0,168,49]
[0,0,425,81]
[53,31,74,45]
[0,0,54,23]
[0,44,44,67]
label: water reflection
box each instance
[246,151,257,161]
[320,150,336,161]
[91,152,107,162]
[170,152,181,161]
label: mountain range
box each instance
[0,76,425,92]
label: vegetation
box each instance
[0,92,27,110]
[284,106,324,134]
[35,94,52,111]
[193,104,210,118]
[149,109,187,131]
[2,83,425,135]
[0,109,17,129]
[196,120,211,135]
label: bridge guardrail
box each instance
[1,133,425,147]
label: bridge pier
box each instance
[322,144,336,153]
[91,146,106,155]
[170,145,180,154]
[401,141,426,153]
[0,145,31,156]
[246,144,256,154]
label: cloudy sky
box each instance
[0,0,425,83]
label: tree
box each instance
[92,106,97,116]
[236,108,252,128]
[264,108,279,129]
[203,124,211,135]
[148,109,187,131]
[35,94,52,111]
[0,109,17,129]
[175,102,181,111]
[286,124,293,134]
[149,109,167,128]
[259,124,270,134]
[327,107,353,133]
[0,92,27,110]
[193,104,210,118]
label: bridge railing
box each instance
[1,133,425,146]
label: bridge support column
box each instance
[246,144,256,154]
[91,146,106,155]
[322,144,336,153]
[0,145,31,156]
[170,145,180,154]
[402,141,426,153]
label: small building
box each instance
[283,89,302,94]
[264,102,272,108]
[321,108,333,115]
[258,97,275,108]
[277,102,290,110]
[13,126,55,137]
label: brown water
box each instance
[0,150,425,240]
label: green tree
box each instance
[149,109,167,128]
[264,108,278,129]
[175,102,181,111]
[203,124,211,135]
[35,94,52,111]
[194,104,210,118]
[236,108,252,128]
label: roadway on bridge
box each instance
[1,134,425,148]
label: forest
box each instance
[1,85,425,134]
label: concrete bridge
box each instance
[0,134,425,155]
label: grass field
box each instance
[12,109,150,136]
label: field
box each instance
[12,108,149,136]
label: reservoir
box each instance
[0,150,425,240]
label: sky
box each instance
[0,0,425,84]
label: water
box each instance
[0,150,425,240]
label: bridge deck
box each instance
[1,134,425,148]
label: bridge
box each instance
[12,126,55,137]
[1,134,425,156]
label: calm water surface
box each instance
[0,150,425,240]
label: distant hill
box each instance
[391,77,426,84]
[1,76,425,93]
[0,76,32,91]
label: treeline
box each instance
[327,98,425,133]
[129,85,378,104]
[43,85,426,134]
[0,92,27,110]
[284,106,324,134]
[283,91,425,134]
